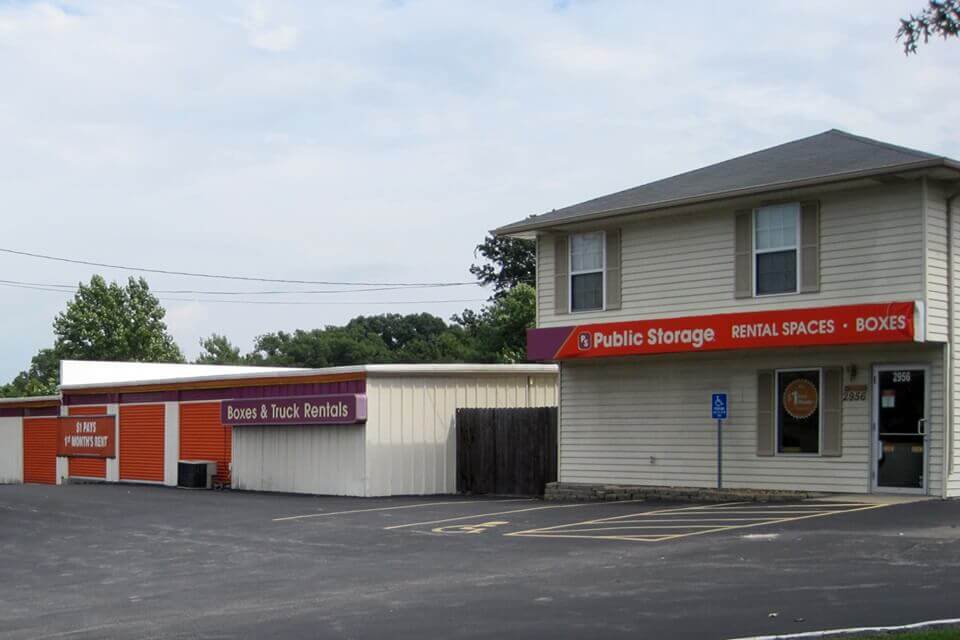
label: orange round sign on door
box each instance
[783,379,819,419]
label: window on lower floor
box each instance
[777,368,821,454]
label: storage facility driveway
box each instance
[1,484,959,639]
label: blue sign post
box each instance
[711,393,728,489]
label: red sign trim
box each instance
[527,301,918,361]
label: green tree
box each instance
[469,234,535,299]
[899,0,960,53]
[54,276,184,362]
[245,313,477,368]
[246,326,394,368]
[0,348,60,397]
[195,334,243,365]
[2,275,184,397]
[453,283,536,363]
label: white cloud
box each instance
[235,1,299,52]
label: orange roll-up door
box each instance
[119,404,165,482]
[67,405,108,479]
[180,402,231,485]
[23,417,58,484]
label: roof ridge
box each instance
[535,130,837,217]
[826,129,941,160]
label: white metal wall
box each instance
[0,417,23,483]
[537,182,927,328]
[232,425,366,496]
[559,344,944,495]
[364,374,558,496]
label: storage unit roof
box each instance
[60,360,305,387]
[58,362,558,393]
[495,129,960,235]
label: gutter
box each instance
[947,188,960,491]
[494,158,960,236]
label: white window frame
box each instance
[569,231,606,313]
[775,367,823,457]
[753,203,801,297]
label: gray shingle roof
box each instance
[495,130,958,234]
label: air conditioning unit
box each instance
[177,460,218,489]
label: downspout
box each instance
[947,188,960,496]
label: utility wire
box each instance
[0,278,471,296]
[0,247,476,287]
[0,281,483,306]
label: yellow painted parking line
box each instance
[506,502,889,543]
[273,498,532,522]
[566,517,783,524]
[651,504,889,542]
[383,500,644,530]
[715,502,876,511]
[512,502,747,531]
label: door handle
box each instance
[917,418,926,436]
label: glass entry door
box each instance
[874,366,927,492]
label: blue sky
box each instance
[0,0,957,380]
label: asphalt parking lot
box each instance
[1,484,958,639]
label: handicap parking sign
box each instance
[711,393,728,420]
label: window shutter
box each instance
[799,201,820,293]
[605,229,622,311]
[821,367,843,457]
[734,210,753,299]
[757,370,775,456]
[554,234,569,315]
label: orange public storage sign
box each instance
[58,415,116,458]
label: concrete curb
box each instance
[727,618,960,639]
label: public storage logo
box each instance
[539,302,918,360]
[577,332,591,351]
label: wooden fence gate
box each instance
[456,407,558,496]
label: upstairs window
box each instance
[570,231,605,312]
[755,203,799,296]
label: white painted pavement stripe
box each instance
[383,500,645,530]
[726,617,960,640]
[273,498,532,522]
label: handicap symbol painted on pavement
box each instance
[432,521,510,534]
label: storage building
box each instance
[0,361,557,496]
[495,129,960,498]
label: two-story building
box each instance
[495,130,960,498]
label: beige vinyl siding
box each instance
[559,344,944,494]
[949,183,960,497]
[925,180,949,342]
[364,374,558,496]
[538,183,925,327]
[232,424,366,496]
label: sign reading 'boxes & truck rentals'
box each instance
[527,301,919,361]
[221,394,367,426]
[58,415,116,458]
